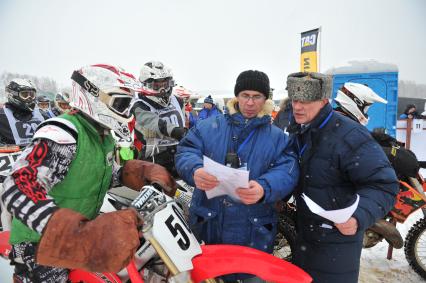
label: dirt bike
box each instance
[0,183,312,283]
[0,145,22,231]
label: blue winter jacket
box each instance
[197,106,221,121]
[175,99,299,253]
[289,103,398,281]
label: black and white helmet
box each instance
[36,95,51,111]
[335,82,387,126]
[139,61,175,107]
[6,78,37,112]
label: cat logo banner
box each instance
[300,28,320,72]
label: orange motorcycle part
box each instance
[390,180,426,222]
[191,244,312,283]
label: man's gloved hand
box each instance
[170,127,187,141]
[121,160,176,196]
[36,208,140,273]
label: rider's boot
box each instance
[368,219,403,249]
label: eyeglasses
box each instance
[19,90,36,101]
[238,94,265,102]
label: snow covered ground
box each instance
[1,212,425,282]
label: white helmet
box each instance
[70,64,143,139]
[139,61,175,107]
[335,82,387,126]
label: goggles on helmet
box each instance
[144,78,175,92]
[19,90,36,101]
[105,93,133,116]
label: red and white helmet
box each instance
[335,82,387,126]
[70,64,143,139]
[139,61,175,107]
[172,85,192,102]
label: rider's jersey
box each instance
[1,114,122,243]
[132,95,185,157]
[0,104,45,146]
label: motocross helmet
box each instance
[335,82,387,126]
[54,92,72,114]
[172,85,192,102]
[6,78,37,112]
[70,64,143,139]
[36,95,51,111]
[139,61,175,107]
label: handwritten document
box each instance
[203,156,249,201]
[301,193,360,224]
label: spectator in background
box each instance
[399,104,421,119]
[197,95,221,121]
[273,97,292,133]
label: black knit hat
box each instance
[234,70,270,98]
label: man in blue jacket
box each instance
[286,72,398,283]
[175,70,299,281]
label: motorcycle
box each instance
[0,183,312,283]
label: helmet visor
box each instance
[19,90,36,101]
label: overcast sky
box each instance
[0,0,425,92]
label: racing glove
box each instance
[36,208,140,272]
[170,127,187,141]
[121,159,176,196]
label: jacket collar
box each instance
[288,102,333,135]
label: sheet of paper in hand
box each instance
[203,156,249,201]
[301,193,360,224]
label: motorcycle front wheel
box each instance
[404,217,426,279]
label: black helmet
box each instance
[36,95,51,110]
[6,78,37,111]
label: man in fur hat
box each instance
[286,72,398,283]
[175,70,299,282]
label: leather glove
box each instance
[170,127,187,141]
[36,208,140,273]
[121,159,176,196]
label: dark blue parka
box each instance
[289,103,398,283]
[175,98,299,253]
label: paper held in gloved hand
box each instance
[301,193,360,224]
[203,156,249,201]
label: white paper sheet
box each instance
[203,156,249,201]
[301,193,360,224]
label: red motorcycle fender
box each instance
[0,231,11,257]
[191,244,312,283]
[68,270,122,283]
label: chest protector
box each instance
[3,107,45,146]
[10,113,115,244]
